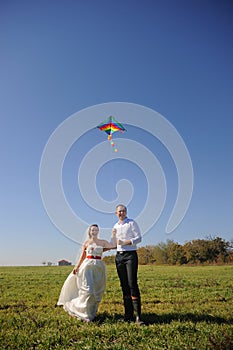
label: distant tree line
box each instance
[103,236,233,265]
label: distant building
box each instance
[58,259,72,266]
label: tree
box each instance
[103,255,115,264]
[155,240,175,264]
[103,236,232,265]
[137,246,156,265]
[168,242,187,265]
[184,237,230,264]
[209,236,230,263]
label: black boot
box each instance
[123,296,134,322]
[132,298,145,325]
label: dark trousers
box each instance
[115,251,140,298]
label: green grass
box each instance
[0,265,233,349]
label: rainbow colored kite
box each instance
[97,116,126,152]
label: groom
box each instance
[112,204,144,325]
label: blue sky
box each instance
[1,0,233,265]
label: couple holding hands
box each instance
[57,204,144,325]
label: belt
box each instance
[117,251,136,254]
[86,255,101,260]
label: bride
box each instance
[57,224,116,322]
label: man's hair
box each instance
[116,204,127,212]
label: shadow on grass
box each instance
[143,312,233,325]
[95,312,233,325]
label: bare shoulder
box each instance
[83,240,90,249]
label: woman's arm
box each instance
[102,230,117,251]
[73,244,87,274]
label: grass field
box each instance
[0,265,233,349]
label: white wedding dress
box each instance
[57,244,106,321]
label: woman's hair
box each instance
[88,224,99,238]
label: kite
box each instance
[97,116,126,152]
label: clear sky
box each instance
[1,0,233,266]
